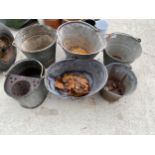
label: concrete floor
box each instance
[0,19,155,134]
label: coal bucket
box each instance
[4,59,48,108]
[13,24,57,67]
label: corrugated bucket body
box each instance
[57,21,106,59]
[104,33,142,65]
[13,24,57,67]
[4,59,48,108]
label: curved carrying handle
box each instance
[106,32,141,43]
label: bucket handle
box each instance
[36,60,45,79]
[106,32,141,43]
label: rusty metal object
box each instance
[54,73,90,97]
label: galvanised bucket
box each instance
[100,63,137,102]
[4,59,48,108]
[104,32,142,65]
[57,21,106,59]
[13,24,57,68]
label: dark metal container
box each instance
[100,63,137,102]
[4,59,48,108]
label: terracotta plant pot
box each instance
[43,19,62,29]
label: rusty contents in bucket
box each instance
[105,75,127,95]
[21,35,53,52]
[70,47,89,55]
[0,36,13,63]
[54,72,90,97]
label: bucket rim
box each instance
[57,21,106,56]
[14,24,57,54]
[5,58,45,79]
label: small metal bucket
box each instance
[104,33,142,65]
[13,24,57,67]
[0,23,16,71]
[100,63,137,102]
[4,59,48,108]
[57,21,106,59]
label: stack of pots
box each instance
[2,20,142,109]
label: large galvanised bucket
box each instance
[13,24,57,67]
[57,21,106,59]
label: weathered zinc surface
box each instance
[0,19,155,134]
